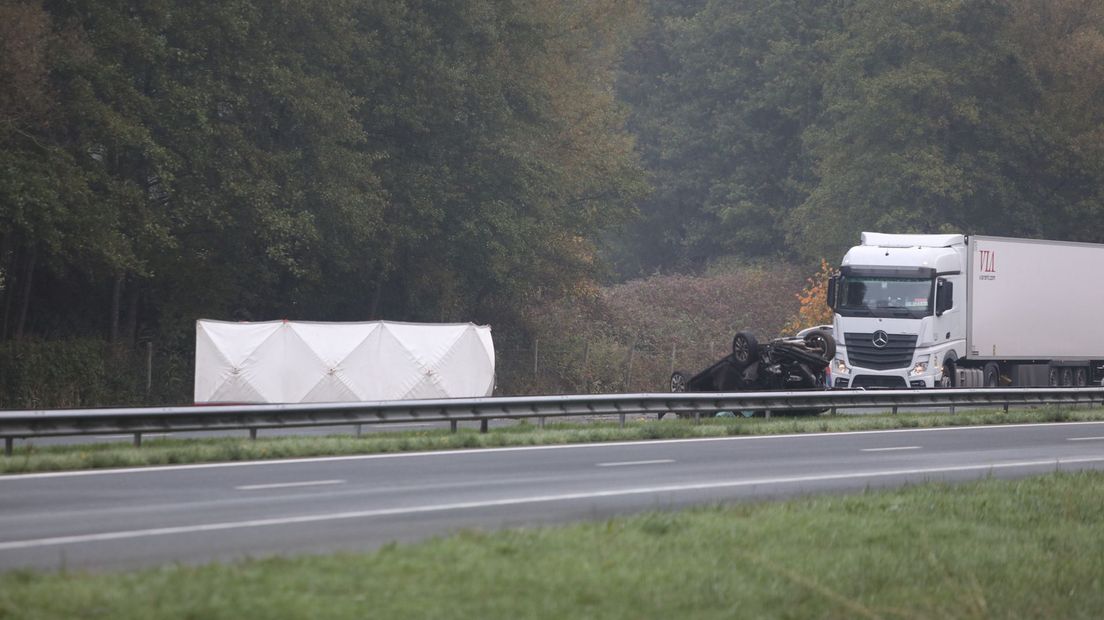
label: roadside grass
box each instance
[3,471,1103,619]
[4,405,1104,475]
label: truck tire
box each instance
[731,331,759,366]
[983,362,1000,387]
[803,330,836,360]
[940,361,956,388]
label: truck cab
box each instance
[827,233,966,388]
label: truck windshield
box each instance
[837,276,933,318]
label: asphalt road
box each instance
[3,421,1104,572]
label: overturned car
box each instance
[667,328,836,416]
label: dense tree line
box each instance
[0,0,646,347]
[613,0,1104,274]
[4,0,1104,405]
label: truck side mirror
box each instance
[936,279,953,316]
[827,276,838,311]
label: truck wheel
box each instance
[803,330,836,360]
[983,362,1000,388]
[940,362,955,388]
[1061,367,1074,387]
[731,331,759,366]
[1075,367,1088,387]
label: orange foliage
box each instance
[783,259,835,334]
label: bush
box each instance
[506,262,806,394]
[0,338,192,409]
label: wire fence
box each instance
[494,338,736,396]
[0,335,744,408]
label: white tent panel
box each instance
[194,319,494,404]
[434,325,496,397]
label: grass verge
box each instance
[3,471,1103,619]
[4,405,1104,475]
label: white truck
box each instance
[826,233,1104,388]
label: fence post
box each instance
[146,342,153,395]
[626,339,637,391]
[582,340,591,393]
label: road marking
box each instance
[5,421,1104,481]
[236,479,345,491]
[596,459,675,467]
[1067,436,1104,442]
[861,446,920,452]
[1,456,1102,551]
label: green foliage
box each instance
[0,0,646,359]
[614,0,1104,272]
[0,338,191,408]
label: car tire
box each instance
[731,331,759,366]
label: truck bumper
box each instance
[832,368,941,389]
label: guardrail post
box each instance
[830,407,837,416]
[355,424,363,437]
[949,404,956,416]
[450,420,458,433]
[619,413,626,428]
[538,416,545,429]
[133,433,142,448]
[693,411,700,424]
[765,410,771,419]
[4,437,12,457]
[480,419,489,434]
[249,428,257,440]
[892,406,898,415]
[1003,403,1009,413]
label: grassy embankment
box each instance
[3,405,1104,474]
[2,471,1103,618]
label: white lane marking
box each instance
[861,446,921,452]
[1067,436,1104,442]
[596,459,675,467]
[2,456,1102,551]
[93,434,174,439]
[5,421,1104,481]
[236,479,345,491]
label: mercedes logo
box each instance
[872,330,889,348]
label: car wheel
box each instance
[731,331,759,366]
[803,330,836,360]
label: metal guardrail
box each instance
[2,387,1103,455]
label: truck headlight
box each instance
[910,361,928,376]
[834,358,849,375]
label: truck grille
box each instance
[844,332,917,370]
[851,375,908,389]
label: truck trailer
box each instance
[827,233,1104,388]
